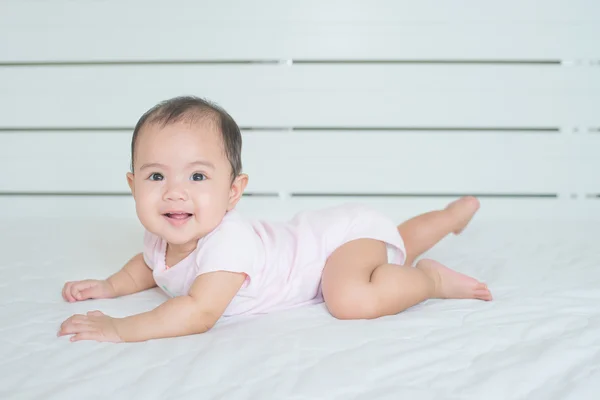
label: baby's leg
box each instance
[321,239,491,320]
[399,196,480,266]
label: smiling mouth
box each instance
[164,213,193,220]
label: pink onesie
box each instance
[143,203,406,316]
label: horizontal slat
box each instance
[1,65,599,127]
[1,0,599,61]
[0,131,597,195]
[1,195,599,221]
[251,132,594,195]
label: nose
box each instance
[163,180,188,202]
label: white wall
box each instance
[0,0,598,221]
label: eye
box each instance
[148,173,164,181]
[191,173,206,181]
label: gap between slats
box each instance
[0,192,559,199]
[0,127,561,133]
[0,59,566,67]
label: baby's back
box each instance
[249,215,326,312]
[248,205,366,312]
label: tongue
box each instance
[169,213,190,220]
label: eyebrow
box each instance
[139,160,216,171]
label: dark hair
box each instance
[130,96,242,180]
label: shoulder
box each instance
[193,209,262,285]
[202,209,257,245]
[195,209,261,265]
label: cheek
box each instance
[191,183,231,210]
[192,191,221,208]
[199,181,230,199]
[135,197,154,223]
[134,184,161,215]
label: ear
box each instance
[126,172,135,197]
[227,173,248,211]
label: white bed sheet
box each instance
[1,216,599,400]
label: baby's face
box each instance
[127,120,245,247]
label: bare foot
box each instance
[445,196,481,234]
[417,258,492,301]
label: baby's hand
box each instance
[62,279,116,302]
[58,311,122,343]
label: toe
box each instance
[474,288,492,301]
[464,196,481,208]
[481,291,493,301]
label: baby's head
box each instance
[127,96,248,247]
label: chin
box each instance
[164,233,198,246]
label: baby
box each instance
[59,96,492,343]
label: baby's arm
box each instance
[62,253,156,302]
[106,253,157,297]
[58,270,246,342]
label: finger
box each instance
[61,282,69,301]
[78,286,102,301]
[66,313,86,321]
[68,283,84,303]
[73,287,94,301]
[87,310,104,317]
[73,288,84,301]
[58,321,96,336]
[63,282,76,302]
[59,316,81,333]
[70,331,105,342]
[71,314,90,323]
[69,280,97,301]
[59,314,86,329]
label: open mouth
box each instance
[163,212,193,220]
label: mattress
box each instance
[1,216,599,400]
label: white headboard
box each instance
[1,0,598,221]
